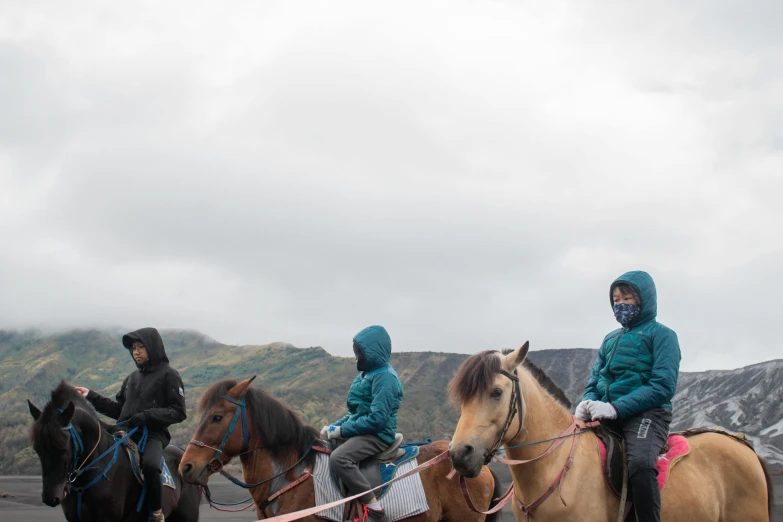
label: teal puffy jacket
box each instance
[332,326,403,445]
[583,271,681,419]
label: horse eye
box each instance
[490,388,503,399]
[212,414,223,423]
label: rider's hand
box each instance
[574,400,592,421]
[74,386,89,398]
[326,425,342,440]
[128,413,148,427]
[588,401,618,421]
[320,425,330,439]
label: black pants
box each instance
[140,437,165,512]
[329,435,388,504]
[606,408,672,522]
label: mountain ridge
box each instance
[1,328,781,474]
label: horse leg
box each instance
[166,482,202,522]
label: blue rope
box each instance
[69,428,138,482]
[136,481,147,513]
[116,421,151,513]
[202,485,253,506]
[67,426,138,522]
[219,439,316,490]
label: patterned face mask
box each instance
[613,303,640,327]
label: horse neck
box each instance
[504,367,575,491]
[68,412,132,508]
[240,443,316,518]
[72,411,107,464]
[238,405,314,512]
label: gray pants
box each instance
[329,435,388,503]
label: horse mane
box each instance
[448,351,572,409]
[523,359,572,409]
[198,379,319,459]
[30,380,103,451]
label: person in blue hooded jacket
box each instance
[321,325,403,522]
[575,271,681,522]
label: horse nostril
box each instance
[182,463,193,475]
[463,444,474,456]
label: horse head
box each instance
[448,342,530,477]
[28,381,98,507]
[179,376,256,485]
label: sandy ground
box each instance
[1,471,782,521]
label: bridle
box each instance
[484,368,524,464]
[188,392,321,516]
[189,394,250,473]
[56,411,139,521]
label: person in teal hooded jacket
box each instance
[321,325,403,522]
[575,271,681,522]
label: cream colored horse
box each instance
[448,343,773,522]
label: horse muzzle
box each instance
[179,459,213,486]
[41,481,69,507]
[448,443,484,478]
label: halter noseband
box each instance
[485,368,525,464]
[189,394,249,472]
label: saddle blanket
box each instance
[312,452,429,522]
[124,446,176,490]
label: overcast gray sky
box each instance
[1,1,781,372]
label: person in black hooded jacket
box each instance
[74,327,186,522]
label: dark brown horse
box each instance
[28,381,202,522]
[179,377,503,521]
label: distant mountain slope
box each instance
[1,329,780,474]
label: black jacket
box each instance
[87,327,186,443]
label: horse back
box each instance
[663,432,771,522]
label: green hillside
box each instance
[0,328,474,474]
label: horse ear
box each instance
[28,399,42,421]
[226,376,257,400]
[59,401,76,426]
[503,341,530,370]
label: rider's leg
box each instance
[621,407,672,522]
[329,435,389,520]
[329,435,388,502]
[140,437,166,520]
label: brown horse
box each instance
[179,377,503,521]
[447,343,774,522]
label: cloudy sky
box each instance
[1,1,781,372]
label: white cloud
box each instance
[1,0,781,371]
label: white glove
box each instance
[574,400,592,421]
[320,425,330,439]
[588,401,618,421]
[326,425,342,440]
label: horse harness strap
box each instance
[189,394,249,473]
[252,447,332,518]
[458,417,600,519]
[486,369,524,463]
[58,416,140,522]
[511,420,586,521]
[257,465,315,519]
[200,438,326,515]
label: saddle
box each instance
[117,434,176,490]
[595,426,753,521]
[594,423,690,502]
[330,433,421,500]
